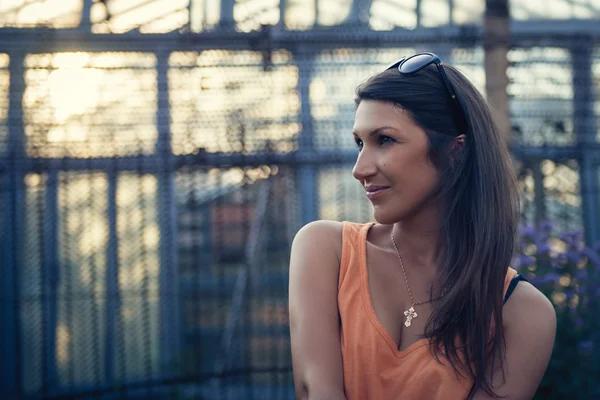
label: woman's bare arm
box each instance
[289,220,346,400]
[475,282,556,400]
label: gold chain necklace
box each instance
[390,226,449,328]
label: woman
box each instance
[288,53,556,399]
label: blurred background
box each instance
[0,0,599,399]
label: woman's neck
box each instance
[390,207,443,274]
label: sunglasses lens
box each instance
[385,57,406,71]
[399,53,435,73]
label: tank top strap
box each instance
[339,221,375,290]
[502,267,521,303]
[503,273,528,304]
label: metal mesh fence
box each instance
[1,1,600,399]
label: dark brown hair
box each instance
[355,63,520,398]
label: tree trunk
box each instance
[484,0,511,140]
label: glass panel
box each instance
[0,54,9,158]
[597,166,600,231]
[317,0,352,26]
[24,52,157,158]
[176,165,286,376]
[543,159,582,232]
[189,0,221,31]
[176,169,213,281]
[453,0,484,24]
[176,167,218,376]
[169,50,298,155]
[421,0,450,27]
[508,47,574,146]
[234,0,280,32]
[0,0,82,28]
[284,0,315,30]
[318,165,373,223]
[91,0,189,34]
[116,173,160,380]
[516,160,536,227]
[246,336,290,383]
[511,0,600,20]
[370,0,417,30]
[21,173,46,394]
[280,0,484,29]
[175,165,276,276]
[57,172,107,386]
[243,175,293,372]
[310,48,415,150]
[175,167,257,278]
[450,47,486,94]
[517,159,583,233]
[593,47,600,142]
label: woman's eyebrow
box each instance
[352,126,399,138]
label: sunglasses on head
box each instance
[385,52,468,136]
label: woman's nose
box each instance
[352,148,377,182]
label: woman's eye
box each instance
[354,135,394,151]
[379,135,394,145]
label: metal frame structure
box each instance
[1,0,599,398]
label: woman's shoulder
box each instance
[295,219,344,237]
[502,279,556,361]
[503,279,555,324]
[292,220,344,265]
[482,279,556,398]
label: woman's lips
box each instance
[366,187,390,200]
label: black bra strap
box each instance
[503,274,528,305]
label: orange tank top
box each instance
[338,221,518,400]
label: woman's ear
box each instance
[450,134,466,167]
[452,134,466,153]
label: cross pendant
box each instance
[404,306,418,327]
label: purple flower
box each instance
[578,340,593,352]
[517,255,535,268]
[583,297,590,307]
[550,259,562,270]
[575,269,588,280]
[519,225,536,239]
[573,231,584,243]
[531,273,560,286]
[540,220,555,233]
[537,243,551,254]
[582,247,600,267]
[559,232,581,245]
[567,251,583,264]
[565,289,575,301]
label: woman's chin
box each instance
[371,208,403,226]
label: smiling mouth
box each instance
[366,187,388,193]
[366,187,390,200]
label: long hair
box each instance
[355,63,520,398]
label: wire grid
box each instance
[1,12,600,400]
[2,1,600,31]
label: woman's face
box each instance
[352,100,443,225]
